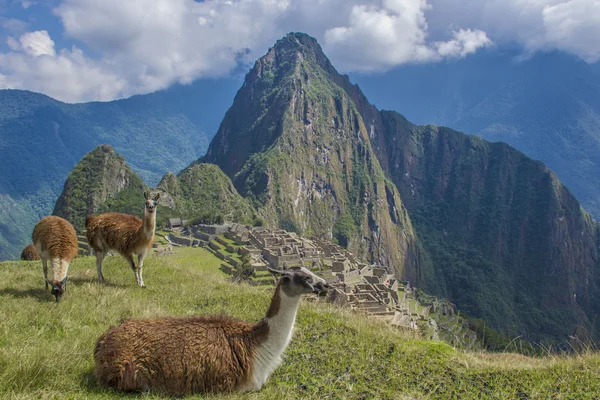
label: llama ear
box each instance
[154,193,161,201]
[61,276,67,284]
[268,267,289,276]
[143,191,148,199]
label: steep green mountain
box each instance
[52,145,147,232]
[201,33,600,343]
[352,51,600,219]
[0,78,239,260]
[156,163,259,226]
[203,33,419,278]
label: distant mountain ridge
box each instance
[352,51,600,219]
[201,32,600,343]
[0,78,239,260]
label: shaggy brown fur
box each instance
[86,213,152,255]
[85,192,159,287]
[94,316,269,396]
[20,243,40,261]
[32,216,78,302]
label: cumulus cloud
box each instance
[541,0,600,62]
[0,0,599,102]
[322,0,491,71]
[434,29,493,58]
[0,31,126,102]
[19,30,55,57]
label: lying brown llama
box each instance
[93,266,329,396]
[85,192,160,287]
[32,216,78,302]
[21,243,40,261]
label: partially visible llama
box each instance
[21,243,40,261]
[85,192,160,287]
[32,216,78,302]
[93,266,329,395]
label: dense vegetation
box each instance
[156,163,261,226]
[2,248,599,399]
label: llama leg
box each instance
[42,259,49,290]
[95,250,106,283]
[124,254,142,287]
[136,251,147,288]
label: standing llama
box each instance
[93,266,329,396]
[21,243,40,261]
[32,216,78,302]
[85,192,160,288]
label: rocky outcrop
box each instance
[52,145,146,232]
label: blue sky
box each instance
[1,0,599,103]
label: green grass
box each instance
[1,248,600,399]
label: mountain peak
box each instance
[275,32,321,50]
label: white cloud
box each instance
[323,0,438,70]
[0,0,598,102]
[322,0,492,71]
[0,31,126,102]
[541,0,600,62]
[435,29,493,58]
[19,30,55,57]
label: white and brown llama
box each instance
[93,266,329,396]
[32,216,79,302]
[85,191,160,288]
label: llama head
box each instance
[268,266,329,297]
[47,276,67,302]
[143,191,161,213]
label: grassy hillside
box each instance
[157,163,260,226]
[1,248,599,399]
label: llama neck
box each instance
[246,283,301,390]
[263,284,301,352]
[141,209,156,239]
[51,258,69,282]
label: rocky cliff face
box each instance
[199,33,600,343]
[203,33,418,278]
[373,115,600,341]
[52,145,146,232]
